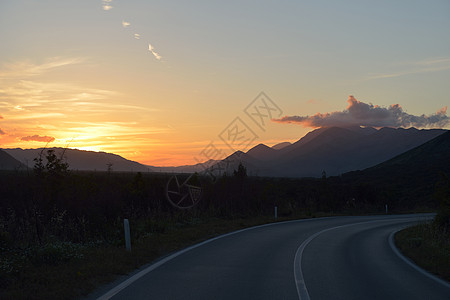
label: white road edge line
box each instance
[388,229,450,289]
[293,222,364,300]
[96,217,335,300]
[293,217,433,300]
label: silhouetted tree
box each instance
[233,162,247,179]
[34,149,69,176]
[106,163,113,173]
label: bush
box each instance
[434,173,450,229]
[32,242,85,266]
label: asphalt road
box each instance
[92,214,450,300]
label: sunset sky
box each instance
[1,0,449,166]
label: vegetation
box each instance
[0,149,448,298]
[395,223,450,282]
[395,173,450,282]
[434,173,450,229]
[1,213,310,299]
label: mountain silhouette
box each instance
[0,149,25,170]
[2,148,151,172]
[2,127,447,175]
[348,130,450,177]
[246,144,276,160]
[271,142,291,150]
[215,126,447,178]
[341,130,450,205]
[151,159,219,173]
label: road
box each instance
[92,214,450,300]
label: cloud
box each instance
[1,112,7,135]
[0,80,118,112]
[0,57,83,79]
[134,33,140,40]
[148,43,162,60]
[21,135,56,143]
[122,21,130,28]
[368,57,450,80]
[273,96,449,129]
[102,0,113,11]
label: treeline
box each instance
[0,163,444,249]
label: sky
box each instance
[0,0,449,166]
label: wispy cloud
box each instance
[0,56,168,162]
[273,95,449,129]
[148,44,162,60]
[0,114,5,135]
[0,80,118,112]
[0,77,159,119]
[64,121,169,136]
[99,2,165,62]
[8,113,66,121]
[102,0,113,11]
[367,57,450,80]
[0,57,83,79]
[414,57,450,66]
[21,135,55,143]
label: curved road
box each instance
[92,214,450,300]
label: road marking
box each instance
[96,217,335,299]
[293,216,433,300]
[96,215,433,299]
[294,223,356,300]
[388,229,450,289]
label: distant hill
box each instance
[341,130,450,207]
[246,144,276,161]
[271,142,291,150]
[3,148,152,172]
[0,150,24,170]
[210,126,447,178]
[344,130,450,181]
[3,127,447,176]
[151,159,219,173]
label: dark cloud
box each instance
[273,96,449,128]
[21,135,55,143]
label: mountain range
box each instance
[1,126,447,177]
[340,130,450,207]
[2,148,151,172]
[0,150,24,170]
[212,126,447,178]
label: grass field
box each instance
[395,222,450,282]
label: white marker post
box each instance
[124,219,131,252]
[385,204,388,214]
[275,206,278,219]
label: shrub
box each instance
[32,242,84,266]
[434,173,450,229]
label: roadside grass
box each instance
[1,214,318,300]
[395,222,450,282]
[2,211,436,299]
